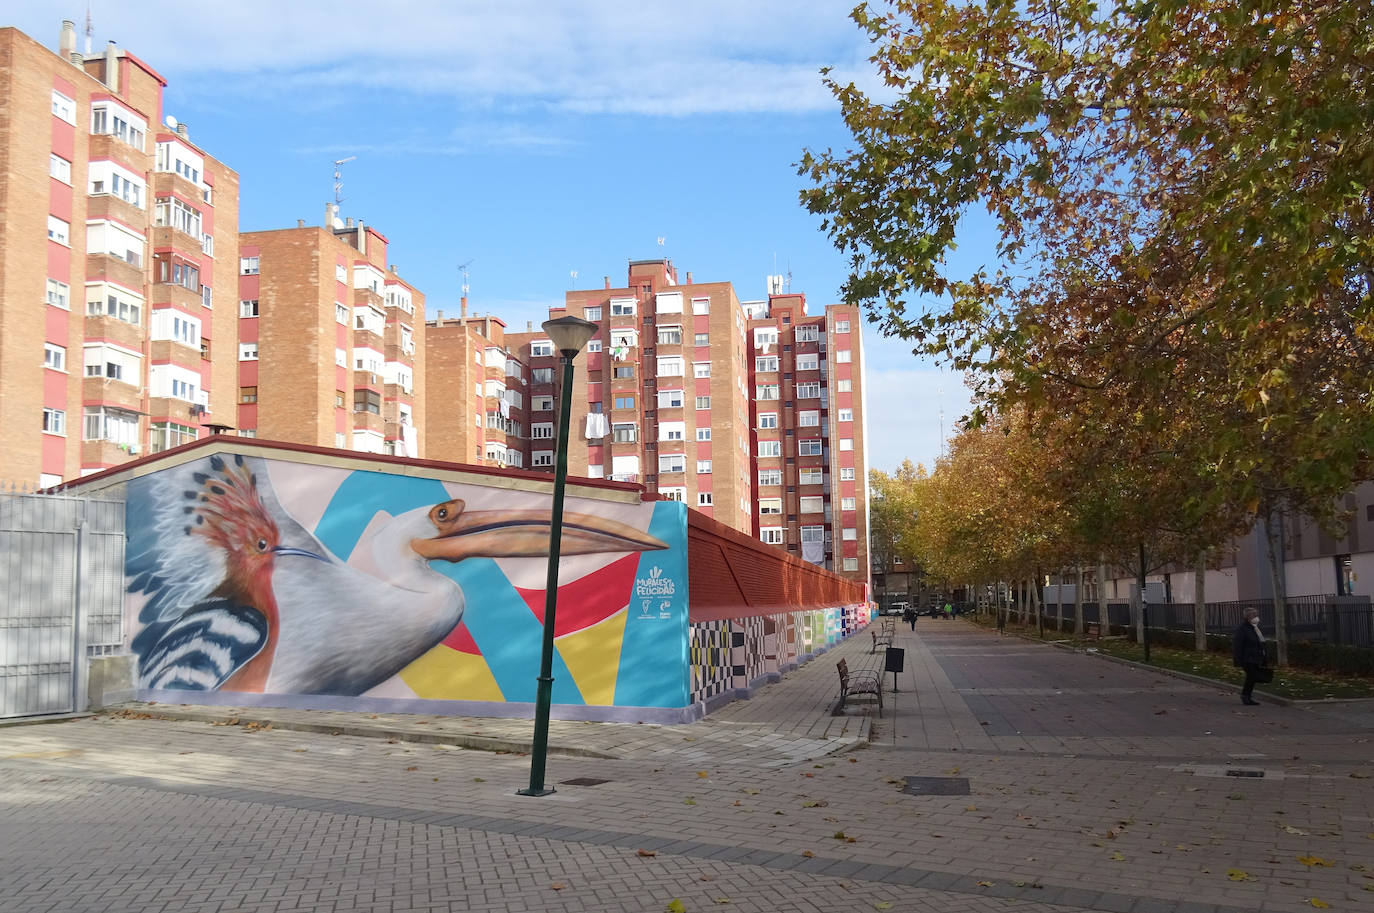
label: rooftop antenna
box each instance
[458,259,474,297]
[332,156,356,206]
[84,1,92,55]
[786,262,793,293]
[570,269,578,285]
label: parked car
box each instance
[885,601,910,617]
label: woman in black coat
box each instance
[1232,608,1268,706]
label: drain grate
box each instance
[1225,769,1265,778]
[559,777,611,787]
[901,776,971,796]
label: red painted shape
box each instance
[41,433,66,474]
[49,179,72,216]
[515,552,640,638]
[43,370,67,404]
[47,240,70,278]
[440,621,482,654]
[46,306,70,340]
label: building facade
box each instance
[0,22,239,485]
[423,304,529,468]
[237,214,424,456]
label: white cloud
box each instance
[16,0,871,116]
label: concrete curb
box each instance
[100,705,618,759]
[0,712,95,729]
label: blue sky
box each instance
[16,0,974,473]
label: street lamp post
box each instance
[518,314,598,798]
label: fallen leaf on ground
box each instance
[1111,852,1125,861]
[404,766,418,771]
[802,800,828,808]
[697,771,710,778]
[1226,869,1255,882]
[683,798,697,806]
[1282,825,1309,836]
[1309,899,1330,909]
[976,880,994,887]
[636,850,657,857]
[874,904,893,911]
[802,851,815,858]
[666,900,686,913]
[1298,855,1334,867]
[833,831,847,840]
[713,899,731,905]
[551,883,565,891]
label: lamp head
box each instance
[542,315,598,358]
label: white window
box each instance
[760,527,784,545]
[797,382,821,399]
[796,353,819,371]
[755,356,778,373]
[800,496,824,514]
[83,407,139,447]
[239,343,258,360]
[656,291,683,314]
[584,306,602,320]
[840,467,856,481]
[799,410,819,427]
[530,340,554,357]
[838,408,853,422]
[841,497,856,511]
[532,451,554,467]
[696,459,712,473]
[842,528,858,541]
[800,467,823,485]
[90,162,146,208]
[610,297,636,316]
[336,264,348,282]
[46,279,70,309]
[149,364,200,402]
[532,423,554,439]
[660,422,685,441]
[44,343,66,371]
[754,328,778,348]
[758,469,782,486]
[612,423,637,443]
[657,389,684,409]
[335,348,347,367]
[239,299,259,317]
[658,454,685,473]
[657,325,682,345]
[660,486,687,502]
[758,440,781,458]
[587,464,604,478]
[335,303,348,324]
[759,498,782,514]
[799,440,823,456]
[758,412,777,429]
[533,395,554,412]
[696,428,711,441]
[692,297,710,315]
[90,101,146,150]
[693,362,711,378]
[657,356,683,376]
[698,492,713,506]
[51,90,75,124]
[86,219,145,267]
[801,525,824,544]
[151,310,201,347]
[796,325,820,343]
[240,256,259,275]
[84,343,141,383]
[49,154,72,184]
[85,283,142,325]
[42,408,66,435]
[47,216,70,246]
[843,558,859,571]
[837,379,852,392]
[836,349,852,363]
[839,438,854,451]
[695,396,710,409]
[756,384,779,400]
[835,320,851,333]
[587,339,602,353]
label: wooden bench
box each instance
[871,626,894,653]
[835,658,883,716]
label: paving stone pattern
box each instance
[2,622,1371,912]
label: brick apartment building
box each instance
[237,212,425,456]
[0,22,239,485]
[425,260,871,582]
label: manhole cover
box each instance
[560,777,611,787]
[1225,769,1265,778]
[901,776,970,796]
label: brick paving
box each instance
[1,620,1371,912]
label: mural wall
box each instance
[123,451,689,711]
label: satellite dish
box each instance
[164,114,178,129]
[332,217,345,230]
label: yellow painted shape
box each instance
[399,644,505,702]
[556,608,628,706]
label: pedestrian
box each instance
[903,605,917,631]
[996,604,1007,635]
[944,602,953,620]
[1232,607,1269,706]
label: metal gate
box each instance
[0,490,125,719]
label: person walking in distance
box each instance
[996,602,1007,636]
[903,605,917,631]
[1232,607,1268,706]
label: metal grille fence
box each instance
[0,489,126,719]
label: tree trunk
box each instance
[1193,552,1208,652]
[1135,542,1147,649]
[1097,559,1108,633]
[1075,565,1085,636]
[1263,508,1290,666]
[1056,573,1065,633]
[1034,569,1044,637]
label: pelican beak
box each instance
[272,545,329,561]
[411,508,667,562]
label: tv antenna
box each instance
[458,259,474,297]
[84,2,93,55]
[332,156,356,205]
